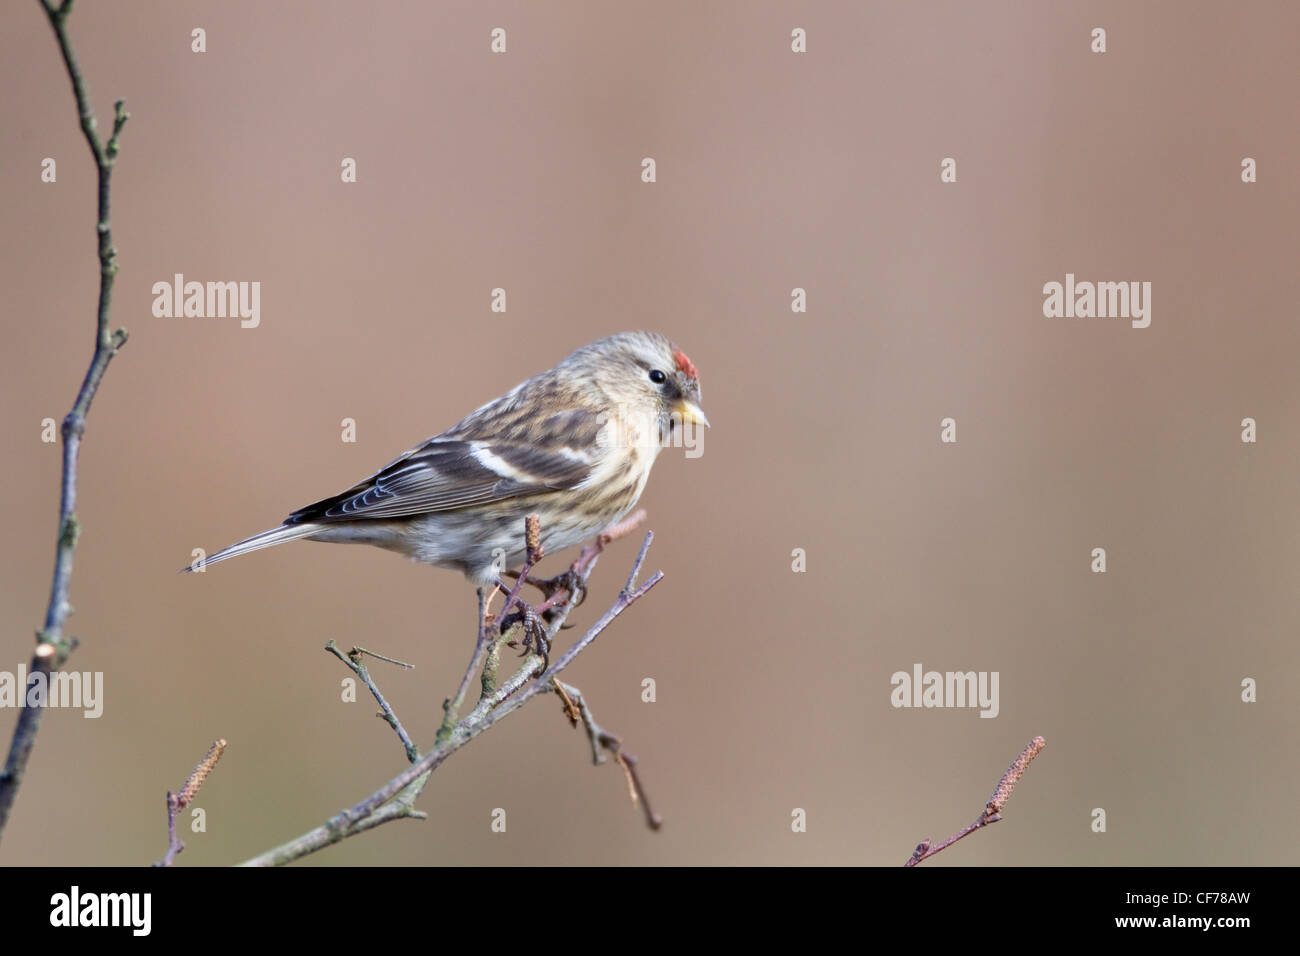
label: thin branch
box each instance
[555,680,662,830]
[349,646,413,670]
[905,735,1046,867]
[154,739,227,867]
[238,524,662,867]
[0,0,130,842]
[545,531,660,678]
[326,641,418,763]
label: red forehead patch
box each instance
[672,348,699,381]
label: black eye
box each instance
[648,369,667,384]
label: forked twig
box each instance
[240,514,663,865]
[556,680,662,830]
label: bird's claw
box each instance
[533,568,587,611]
[518,606,550,669]
[500,603,550,670]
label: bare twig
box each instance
[326,641,418,763]
[238,520,662,866]
[154,739,227,867]
[905,735,1047,867]
[0,0,131,842]
[555,680,662,830]
[349,646,413,670]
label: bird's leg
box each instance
[491,574,553,666]
[494,569,581,638]
[500,565,585,609]
[481,581,501,625]
[516,604,550,670]
[513,568,587,622]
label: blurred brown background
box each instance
[3,1,1298,866]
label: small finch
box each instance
[186,331,707,590]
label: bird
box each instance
[185,331,707,595]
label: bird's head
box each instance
[571,331,709,446]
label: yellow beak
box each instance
[676,399,710,428]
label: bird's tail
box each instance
[180,522,321,573]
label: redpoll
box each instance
[186,331,707,587]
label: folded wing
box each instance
[285,415,600,525]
